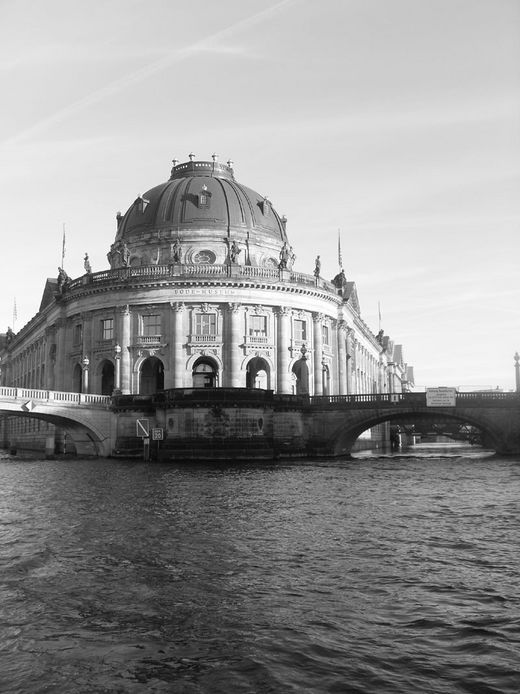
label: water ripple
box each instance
[0,454,519,692]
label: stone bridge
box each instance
[0,387,113,457]
[300,392,520,456]
[1,387,519,459]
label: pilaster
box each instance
[227,303,242,388]
[171,302,186,388]
[120,305,132,394]
[312,312,323,396]
[276,307,291,393]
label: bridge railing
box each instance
[0,386,111,408]
[309,391,520,408]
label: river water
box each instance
[1,449,519,693]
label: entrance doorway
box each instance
[192,358,218,388]
[140,356,164,394]
[73,363,82,393]
[246,357,269,389]
[100,360,115,395]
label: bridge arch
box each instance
[327,407,504,456]
[0,389,113,457]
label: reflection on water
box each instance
[1,451,519,693]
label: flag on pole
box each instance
[61,223,66,267]
[378,301,382,331]
[338,229,343,270]
[13,297,17,330]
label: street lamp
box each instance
[81,355,89,394]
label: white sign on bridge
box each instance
[426,387,457,407]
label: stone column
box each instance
[378,354,387,393]
[55,317,67,391]
[350,338,358,394]
[312,313,323,396]
[337,321,347,395]
[120,305,132,394]
[388,362,396,393]
[81,311,93,391]
[172,302,186,388]
[227,303,242,388]
[345,326,354,394]
[276,307,291,393]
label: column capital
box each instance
[119,304,131,315]
[227,302,241,314]
[170,301,186,313]
[275,306,291,317]
[312,312,324,323]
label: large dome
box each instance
[108,157,290,269]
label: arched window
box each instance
[192,358,218,388]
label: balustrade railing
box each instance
[0,387,111,407]
[63,263,339,292]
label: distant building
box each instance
[1,156,413,403]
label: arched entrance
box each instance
[100,359,115,396]
[140,356,164,394]
[73,363,82,393]
[192,357,218,388]
[246,357,270,389]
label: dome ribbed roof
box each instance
[115,158,287,244]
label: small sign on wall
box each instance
[136,418,149,437]
[426,387,457,407]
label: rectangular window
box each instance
[322,325,329,345]
[249,315,267,337]
[294,319,306,342]
[101,318,114,341]
[142,314,161,336]
[73,324,83,345]
[195,313,216,335]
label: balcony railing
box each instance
[64,264,337,293]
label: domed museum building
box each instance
[0,155,414,455]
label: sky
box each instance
[1,0,519,390]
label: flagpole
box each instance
[13,297,17,332]
[338,229,343,271]
[61,223,66,269]
[378,301,382,332]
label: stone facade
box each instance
[0,156,413,405]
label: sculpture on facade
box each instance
[314,255,321,278]
[170,238,182,263]
[57,267,69,293]
[279,242,290,269]
[84,253,92,274]
[288,246,296,270]
[229,240,241,263]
